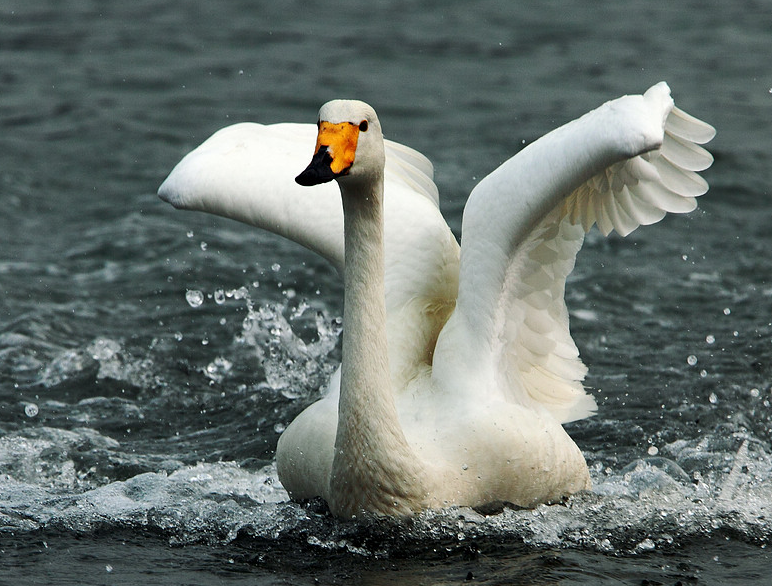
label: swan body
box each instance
[158,83,715,517]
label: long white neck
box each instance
[329,173,427,517]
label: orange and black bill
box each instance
[296,121,360,186]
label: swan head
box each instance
[296,100,385,188]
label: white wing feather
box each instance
[432,82,715,424]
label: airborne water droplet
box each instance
[25,403,39,417]
[687,355,698,366]
[185,290,204,307]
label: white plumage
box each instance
[159,82,714,517]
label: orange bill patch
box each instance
[315,121,360,175]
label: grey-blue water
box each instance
[1,1,771,584]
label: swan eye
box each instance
[359,120,369,132]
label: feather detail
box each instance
[433,82,714,425]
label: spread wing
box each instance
[432,82,715,423]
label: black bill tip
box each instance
[295,147,338,187]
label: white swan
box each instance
[158,82,715,517]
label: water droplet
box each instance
[709,392,718,404]
[274,423,286,433]
[185,289,204,308]
[705,334,715,344]
[723,307,731,315]
[271,263,281,272]
[186,230,194,238]
[200,241,208,251]
[647,445,659,456]
[700,369,707,378]
[213,289,226,304]
[24,403,39,417]
[105,564,113,573]
[682,254,688,261]
[174,332,183,341]
[637,538,656,551]
[461,464,469,471]
[750,388,760,398]
[687,355,698,366]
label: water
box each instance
[1,1,771,583]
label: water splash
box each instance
[34,337,160,390]
[0,425,769,555]
[204,356,233,383]
[224,286,342,400]
[3,279,769,557]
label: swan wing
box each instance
[159,123,345,268]
[433,82,714,424]
[159,122,442,270]
[159,121,459,385]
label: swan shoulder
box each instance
[434,82,715,424]
[383,138,440,207]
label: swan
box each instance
[158,82,715,517]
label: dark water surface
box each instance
[2,1,771,584]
